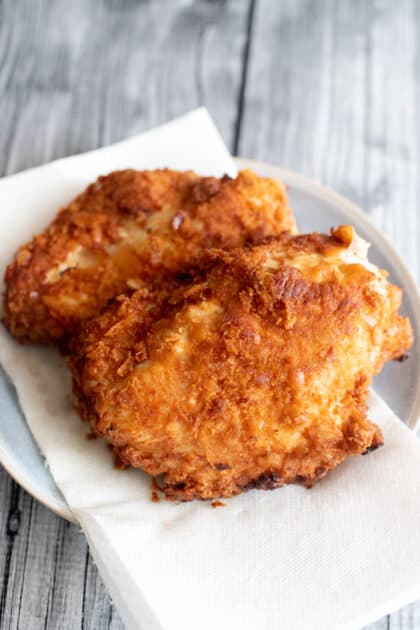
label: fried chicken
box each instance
[3,169,295,345]
[69,226,413,500]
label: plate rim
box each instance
[2,156,419,524]
[0,432,77,523]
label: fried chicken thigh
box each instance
[69,226,412,500]
[3,169,295,345]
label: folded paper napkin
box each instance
[1,108,420,630]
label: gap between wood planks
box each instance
[232,0,256,155]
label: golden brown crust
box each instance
[3,169,295,345]
[69,228,413,500]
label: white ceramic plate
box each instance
[0,158,419,524]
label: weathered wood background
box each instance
[0,0,419,628]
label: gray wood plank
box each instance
[0,471,20,627]
[238,1,420,629]
[0,0,250,628]
[389,603,420,629]
[0,0,249,175]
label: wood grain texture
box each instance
[0,0,419,628]
[0,0,249,176]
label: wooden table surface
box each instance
[0,1,419,628]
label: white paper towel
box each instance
[1,109,420,630]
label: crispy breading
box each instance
[3,169,296,345]
[69,226,413,500]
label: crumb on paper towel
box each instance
[151,477,161,503]
[114,452,128,470]
[211,501,227,509]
